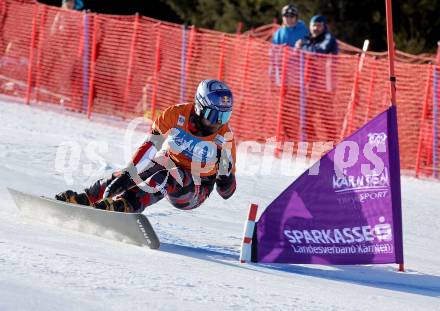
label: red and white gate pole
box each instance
[239,204,258,263]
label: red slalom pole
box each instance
[385,0,397,106]
[386,0,404,272]
[239,203,258,263]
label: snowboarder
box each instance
[56,79,237,213]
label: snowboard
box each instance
[7,188,160,249]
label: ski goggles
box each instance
[202,107,232,125]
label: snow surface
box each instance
[0,98,439,311]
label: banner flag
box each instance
[255,106,403,264]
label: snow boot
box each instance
[55,190,90,206]
[93,197,134,213]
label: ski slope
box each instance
[0,98,439,310]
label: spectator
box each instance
[270,4,309,86]
[296,15,338,54]
[295,15,339,142]
[272,4,308,47]
[269,5,309,144]
[61,0,83,11]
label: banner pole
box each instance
[385,0,397,106]
[385,0,404,272]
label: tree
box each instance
[160,0,440,54]
[161,0,285,32]
[394,0,440,54]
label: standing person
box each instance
[56,79,237,212]
[296,15,339,142]
[270,4,309,142]
[270,4,309,85]
[295,15,338,55]
[272,4,309,48]
[61,0,84,11]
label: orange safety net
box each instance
[0,0,439,179]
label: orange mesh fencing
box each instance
[0,0,439,179]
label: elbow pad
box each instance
[215,173,236,200]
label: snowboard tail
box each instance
[7,188,160,249]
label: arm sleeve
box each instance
[317,33,338,54]
[272,29,281,44]
[128,105,179,173]
[150,104,181,151]
[329,36,338,54]
[152,105,178,135]
[216,129,236,199]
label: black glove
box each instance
[103,171,135,198]
[215,173,236,200]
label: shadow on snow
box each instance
[160,242,440,298]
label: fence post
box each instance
[433,42,440,178]
[364,56,377,123]
[275,45,288,155]
[35,4,46,104]
[123,13,140,117]
[299,50,306,142]
[87,14,99,119]
[179,23,188,103]
[183,26,195,86]
[340,40,369,139]
[272,18,278,36]
[415,65,433,177]
[150,22,162,120]
[217,34,225,81]
[236,35,251,136]
[236,22,243,35]
[82,11,89,113]
[239,36,251,94]
[25,3,39,105]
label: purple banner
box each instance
[255,106,403,264]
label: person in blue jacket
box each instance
[295,15,338,55]
[272,4,309,47]
[270,4,309,86]
[61,0,84,11]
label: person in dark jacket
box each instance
[295,15,338,142]
[295,15,338,55]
